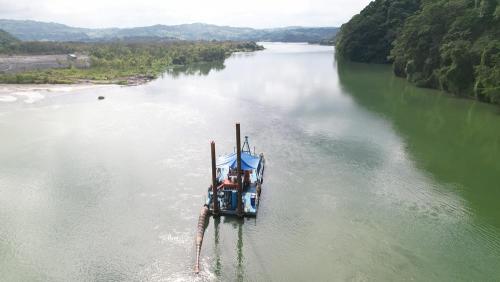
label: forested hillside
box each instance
[0,29,19,43]
[336,0,500,104]
[0,29,20,52]
[335,0,420,63]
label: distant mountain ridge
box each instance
[0,19,338,43]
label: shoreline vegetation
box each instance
[0,37,264,85]
[335,0,500,105]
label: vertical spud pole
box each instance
[236,123,243,216]
[211,141,219,214]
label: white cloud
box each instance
[0,0,371,28]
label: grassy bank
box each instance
[0,40,263,84]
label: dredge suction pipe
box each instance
[195,123,247,273]
[194,205,209,274]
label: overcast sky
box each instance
[0,0,372,28]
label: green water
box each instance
[337,61,500,229]
[0,43,499,281]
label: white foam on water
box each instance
[158,230,191,247]
[0,95,17,102]
[163,259,216,282]
[12,91,44,103]
[138,253,215,281]
[0,84,114,97]
[51,86,76,92]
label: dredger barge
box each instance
[195,123,265,273]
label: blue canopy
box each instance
[217,152,260,170]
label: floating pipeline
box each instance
[194,205,209,274]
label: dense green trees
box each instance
[335,0,421,63]
[474,41,500,102]
[85,41,261,74]
[336,0,500,104]
[391,0,500,103]
[0,37,263,84]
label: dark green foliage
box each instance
[337,0,500,104]
[474,41,500,103]
[391,0,500,103]
[335,0,421,63]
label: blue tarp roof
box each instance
[217,152,260,170]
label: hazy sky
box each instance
[0,0,372,28]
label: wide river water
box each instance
[1,43,499,281]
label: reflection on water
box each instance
[336,59,500,228]
[213,217,222,278]
[236,219,244,282]
[211,216,246,281]
[164,61,226,78]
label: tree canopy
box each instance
[391,0,500,103]
[336,0,500,104]
[335,0,421,63]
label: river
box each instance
[1,43,499,281]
